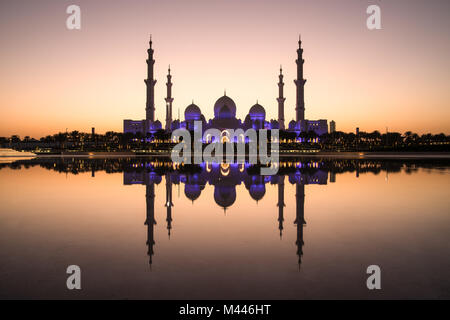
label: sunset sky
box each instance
[0,0,449,138]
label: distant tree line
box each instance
[319,130,449,152]
[0,130,173,152]
[0,129,449,153]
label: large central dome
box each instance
[214,95,237,119]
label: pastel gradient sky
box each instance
[0,0,449,138]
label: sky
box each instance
[0,0,449,138]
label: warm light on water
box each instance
[0,158,449,299]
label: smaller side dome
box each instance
[270,119,279,129]
[288,120,297,130]
[249,103,266,120]
[185,103,202,121]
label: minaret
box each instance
[145,35,157,122]
[294,35,306,122]
[294,183,306,268]
[277,66,286,130]
[165,174,174,238]
[277,176,285,238]
[145,183,156,265]
[165,66,173,131]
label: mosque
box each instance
[124,36,328,137]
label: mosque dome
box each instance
[214,95,237,119]
[149,120,162,131]
[185,103,202,121]
[249,184,266,201]
[214,185,236,208]
[249,103,266,120]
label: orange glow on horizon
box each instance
[0,0,449,138]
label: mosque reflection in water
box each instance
[124,161,329,267]
[3,156,440,269]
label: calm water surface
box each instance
[0,157,449,299]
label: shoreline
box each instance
[1,151,447,159]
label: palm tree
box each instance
[55,133,67,149]
[404,131,413,145]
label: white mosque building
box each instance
[124,36,328,137]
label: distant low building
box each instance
[123,119,162,135]
[288,119,328,136]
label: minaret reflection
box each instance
[288,163,327,269]
[294,183,306,268]
[145,183,156,266]
[165,174,174,238]
[124,170,162,267]
[277,176,285,239]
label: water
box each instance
[0,157,449,299]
